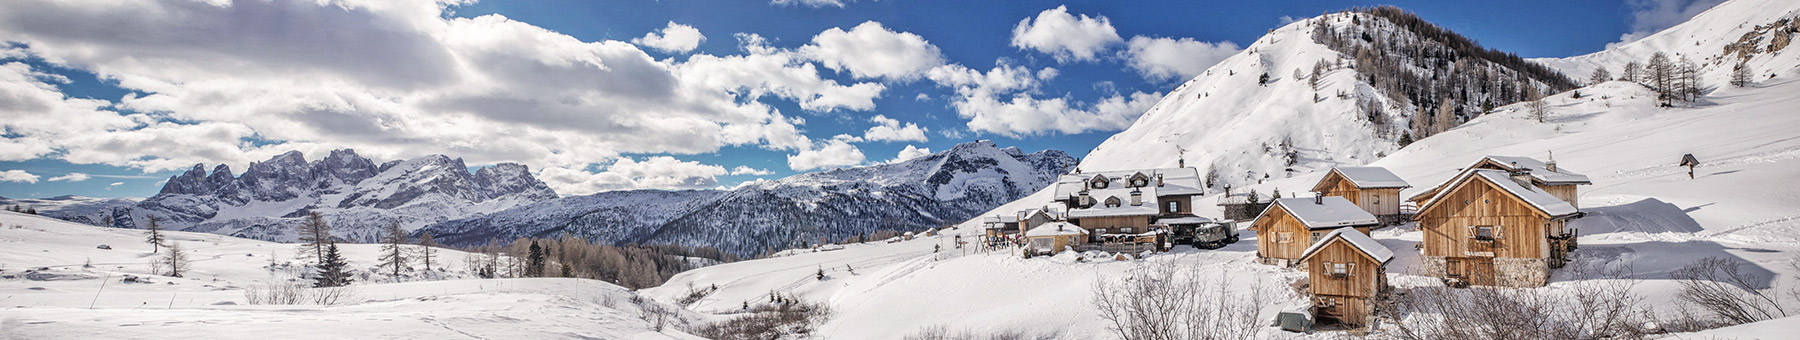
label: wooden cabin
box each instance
[1253,196,1379,267]
[1311,167,1410,224]
[1410,156,1591,209]
[1298,228,1393,326]
[1053,168,1205,243]
[1414,169,1582,288]
[1024,222,1088,255]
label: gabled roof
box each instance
[1067,204,1160,218]
[1025,222,1088,237]
[1416,169,1579,218]
[1476,156,1591,185]
[1312,167,1411,191]
[1053,167,1202,198]
[1256,197,1379,229]
[1408,156,1590,202]
[1299,228,1394,264]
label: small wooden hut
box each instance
[1298,228,1393,326]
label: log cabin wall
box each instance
[1417,177,1552,260]
[1304,239,1384,298]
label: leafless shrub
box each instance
[1672,257,1789,326]
[243,281,358,306]
[1381,261,1653,339]
[902,325,1059,340]
[690,299,832,340]
[1090,260,1273,340]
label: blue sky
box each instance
[0,0,1719,198]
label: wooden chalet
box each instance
[1252,196,1379,267]
[1414,168,1582,288]
[1311,167,1411,224]
[982,208,1055,238]
[1053,168,1204,241]
[1024,222,1088,255]
[1409,156,1591,209]
[1298,228,1393,326]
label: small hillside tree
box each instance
[1731,61,1753,87]
[417,231,439,272]
[313,243,353,288]
[144,214,166,253]
[376,222,409,279]
[1589,67,1612,85]
[1528,97,1550,123]
[156,241,191,277]
[1621,61,1641,83]
[296,211,332,265]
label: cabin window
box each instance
[1311,232,1322,244]
[1104,197,1122,208]
[1092,179,1109,189]
[1331,262,1349,277]
[1474,226,1497,241]
[1372,195,1381,205]
[1132,178,1149,187]
[1278,232,1294,244]
[1166,201,1180,213]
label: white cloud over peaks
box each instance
[47,172,90,182]
[1612,0,1727,47]
[890,145,931,163]
[772,0,851,8]
[0,0,887,174]
[955,91,1162,138]
[1011,6,1123,63]
[632,21,707,53]
[862,115,929,142]
[538,156,739,194]
[730,166,774,176]
[1124,36,1241,82]
[787,136,866,171]
[801,21,945,80]
[0,170,39,183]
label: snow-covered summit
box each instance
[95,149,556,243]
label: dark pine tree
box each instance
[526,240,546,277]
[314,243,353,288]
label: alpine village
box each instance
[3,0,1800,339]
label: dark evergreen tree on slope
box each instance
[314,243,353,288]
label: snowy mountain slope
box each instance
[646,3,1800,338]
[423,140,1077,257]
[0,195,139,225]
[99,149,556,243]
[1534,0,1800,90]
[0,210,704,339]
[1081,10,1575,190]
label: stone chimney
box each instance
[1314,192,1323,205]
[1079,189,1092,207]
[1130,188,1144,206]
[1510,167,1535,187]
[1545,160,1558,172]
[1156,174,1164,187]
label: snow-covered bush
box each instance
[690,299,831,340]
[1090,260,1273,340]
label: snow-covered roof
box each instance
[1419,169,1579,217]
[1052,167,1203,198]
[1157,216,1213,225]
[1262,197,1378,229]
[1321,167,1410,189]
[1479,156,1591,184]
[1157,183,1206,196]
[1025,222,1088,237]
[982,215,1018,224]
[1067,204,1161,218]
[1299,228,1394,264]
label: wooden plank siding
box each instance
[1302,238,1385,298]
[1074,215,1152,234]
[1254,204,1371,261]
[1415,175,1555,260]
[1314,295,1373,326]
[1542,184,1579,209]
[1159,195,1194,215]
[1315,172,1404,217]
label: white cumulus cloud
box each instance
[771,0,852,8]
[1010,6,1122,63]
[890,145,931,163]
[538,156,744,194]
[47,172,90,182]
[787,136,866,171]
[1611,0,1727,47]
[2,170,40,183]
[801,21,945,80]
[632,21,707,53]
[1123,36,1241,82]
[862,115,928,142]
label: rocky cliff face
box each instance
[422,141,1076,256]
[113,149,556,243]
